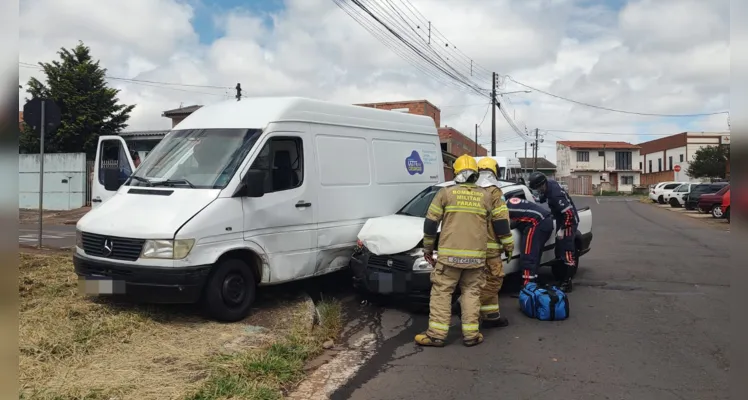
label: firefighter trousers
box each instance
[426,262,485,341]
[479,257,505,319]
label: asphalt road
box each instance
[330,196,730,400]
[19,224,76,248]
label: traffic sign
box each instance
[23,98,61,135]
[674,165,681,172]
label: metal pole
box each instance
[524,142,528,176]
[474,124,478,156]
[491,72,497,156]
[38,100,45,248]
[533,128,539,171]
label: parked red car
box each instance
[722,189,730,223]
[697,184,730,218]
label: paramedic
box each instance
[415,154,497,347]
[505,196,554,285]
[527,172,579,292]
[475,157,514,328]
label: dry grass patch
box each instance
[19,252,344,400]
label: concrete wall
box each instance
[19,153,87,210]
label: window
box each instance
[675,184,689,192]
[98,140,132,186]
[598,151,605,157]
[576,151,590,162]
[615,151,632,170]
[639,162,643,171]
[249,137,304,193]
[397,185,440,218]
[664,183,681,190]
[504,189,527,201]
[648,160,652,173]
[621,176,634,185]
[669,156,673,170]
[679,154,684,162]
[658,158,662,172]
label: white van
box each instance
[75,97,444,321]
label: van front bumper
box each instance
[350,249,432,301]
[73,253,211,304]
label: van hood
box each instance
[357,214,428,255]
[77,188,220,239]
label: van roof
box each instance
[174,97,439,135]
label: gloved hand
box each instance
[503,245,513,260]
[556,230,565,240]
[423,250,435,266]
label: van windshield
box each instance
[128,128,262,189]
[396,185,440,217]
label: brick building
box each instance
[638,132,730,185]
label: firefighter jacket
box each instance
[480,186,513,258]
[423,183,507,269]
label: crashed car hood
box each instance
[357,214,429,255]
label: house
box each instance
[637,132,730,185]
[162,105,203,127]
[556,141,641,193]
[518,157,556,178]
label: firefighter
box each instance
[505,196,554,285]
[475,157,514,328]
[527,172,579,292]
[415,154,500,347]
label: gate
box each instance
[85,159,119,206]
[558,176,593,196]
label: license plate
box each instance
[368,271,394,294]
[78,277,125,295]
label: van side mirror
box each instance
[103,169,122,191]
[240,170,265,197]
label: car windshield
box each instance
[691,185,709,193]
[128,128,262,189]
[396,185,440,217]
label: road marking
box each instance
[596,197,600,204]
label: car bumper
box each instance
[350,250,432,300]
[579,231,593,256]
[73,253,211,304]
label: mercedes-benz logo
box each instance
[386,259,393,267]
[102,239,114,257]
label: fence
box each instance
[558,176,593,196]
[20,153,87,210]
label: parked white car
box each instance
[665,183,694,208]
[650,181,685,204]
[350,181,593,300]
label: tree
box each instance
[687,145,729,179]
[19,41,135,158]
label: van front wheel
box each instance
[201,258,257,322]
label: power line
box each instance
[542,129,685,137]
[505,76,729,117]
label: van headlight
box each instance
[409,248,436,271]
[141,239,195,259]
[76,230,83,248]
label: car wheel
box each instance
[201,258,257,322]
[711,205,723,219]
[668,198,680,208]
[658,195,665,204]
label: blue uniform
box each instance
[506,197,554,284]
[539,180,579,269]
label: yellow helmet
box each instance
[477,157,498,176]
[453,154,479,175]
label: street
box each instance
[329,196,730,400]
[19,224,76,248]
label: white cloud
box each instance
[18,0,729,163]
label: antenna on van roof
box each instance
[235,83,242,101]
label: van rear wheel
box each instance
[201,258,257,322]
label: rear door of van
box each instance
[241,128,318,283]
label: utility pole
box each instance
[491,72,497,156]
[474,123,478,156]
[524,142,528,175]
[533,128,539,171]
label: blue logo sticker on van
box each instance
[405,151,424,175]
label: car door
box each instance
[91,136,135,208]
[241,131,318,283]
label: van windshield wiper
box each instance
[129,176,153,186]
[150,178,196,188]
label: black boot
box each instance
[481,313,509,328]
[559,278,573,293]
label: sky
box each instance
[16,0,730,163]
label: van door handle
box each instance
[295,201,312,208]
[92,198,102,203]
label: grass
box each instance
[19,251,344,400]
